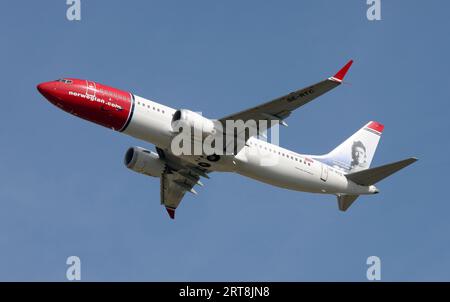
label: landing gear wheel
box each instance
[198,162,211,168]
[206,154,221,162]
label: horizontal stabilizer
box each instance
[346,157,418,186]
[337,195,359,211]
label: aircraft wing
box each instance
[161,172,196,219]
[218,60,353,132]
[156,147,209,219]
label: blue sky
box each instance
[0,1,449,281]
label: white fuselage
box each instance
[123,94,376,196]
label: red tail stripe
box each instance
[367,121,384,133]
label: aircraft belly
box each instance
[234,156,323,193]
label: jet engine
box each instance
[124,146,165,177]
[171,109,218,137]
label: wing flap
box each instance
[161,172,199,219]
[158,147,210,219]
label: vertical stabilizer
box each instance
[314,121,384,173]
[337,195,359,211]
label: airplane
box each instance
[37,60,417,219]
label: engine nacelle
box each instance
[124,147,165,177]
[171,109,218,137]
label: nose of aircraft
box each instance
[37,78,133,131]
[37,81,56,99]
[37,81,65,107]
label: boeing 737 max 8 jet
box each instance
[37,60,417,219]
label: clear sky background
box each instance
[0,1,448,281]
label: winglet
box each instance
[165,207,176,219]
[330,60,354,82]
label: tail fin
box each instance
[314,121,384,173]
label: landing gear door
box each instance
[320,164,328,181]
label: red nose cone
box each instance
[37,82,54,99]
[37,81,61,106]
[38,78,134,131]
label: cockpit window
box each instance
[56,78,73,84]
